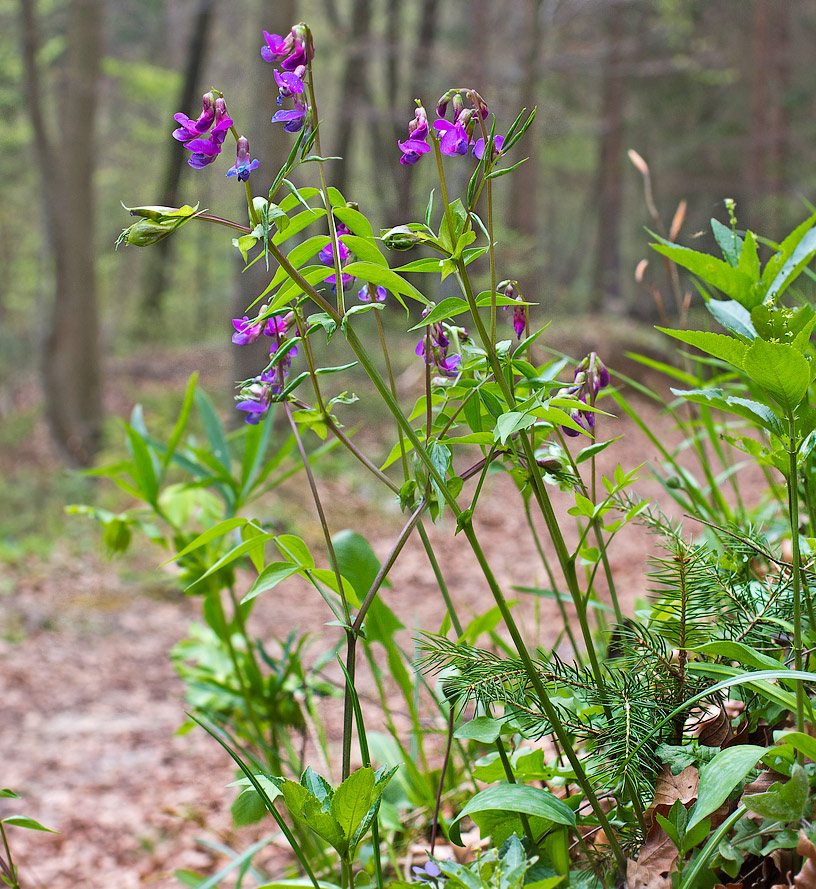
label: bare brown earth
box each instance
[0,343,768,889]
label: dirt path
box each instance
[0,363,764,888]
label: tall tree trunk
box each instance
[590,2,627,315]
[19,0,104,465]
[750,0,788,231]
[140,0,215,323]
[333,0,371,197]
[506,0,543,297]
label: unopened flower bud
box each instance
[452,93,465,122]
[436,90,453,118]
[536,456,563,473]
[382,225,423,250]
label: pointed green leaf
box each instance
[688,745,766,829]
[766,226,816,301]
[452,783,575,830]
[331,768,375,840]
[742,338,810,410]
[705,298,756,339]
[656,328,747,368]
[1,815,56,832]
[241,562,301,604]
[711,218,742,266]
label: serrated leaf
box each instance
[704,298,757,339]
[331,768,375,840]
[742,338,810,410]
[656,328,747,368]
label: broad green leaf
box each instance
[766,225,816,300]
[773,730,816,761]
[333,207,374,238]
[743,763,808,821]
[339,234,387,267]
[241,562,301,603]
[302,767,333,806]
[494,411,537,445]
[1,815,56,832]
[670,388,785,437]
[124,423,159,505]
[650,235,757,306]
[331,768,375,839]
[274,777,346,853]
[686,662,798,711]
[231,787,269,826]
[187,532,276,590]
[452,783,575,833]
[688,745,766,828]
[0,790,20,799]
[341,261,430,308]
[742,338,810,410]
[454,717,502,744]
[656,328,747,368]
[704,298,757,339]
[276,534,315,569]
[737,230,760,281]
[331,530,384,601]
[692,641,785,676]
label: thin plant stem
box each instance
[495,737,536,847]
[418,521,465,638]
[523,499,582,660]
[0,823,15,889]
[430,705,455,856]
[787,409,805,740]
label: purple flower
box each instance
[415,326,460,378]
[261,25,312,71]
[559,353,609,438]
[398,139,432,166]
[172,92,215,142]
[433,120,471,156]
[261,31,292,64]
[232,316,265,345]
[513,302,526,339]
[184,98,232,169]
[473,134,505,161]
[272,95,308,133]
[226,136,260,182]
[319,241,351,267]
[408,106,429,141]
[412,860,443,884]
[274,68,305,104]
[358,284,387,303]
[236,380,273,424]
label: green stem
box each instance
[0,823,16,889]
[460,519,626,871]
[418,521,465,638]
[495,737,537,847]
[787,409,805,739]
[244,179,260,228]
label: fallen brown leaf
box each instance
[626,824,678,889]
[645,765,699,825]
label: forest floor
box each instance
[0,334,769,889]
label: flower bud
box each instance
[435,90,453,118]
[382,225,423,250]
[452,93,465,122]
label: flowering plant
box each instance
[105,18,816,889]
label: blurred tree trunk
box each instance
[231,0,297,394]
[590,2,627,315]
[19,0,104,465]
[393,0,440,222]
[507,0,542,298]
[333,0,371,197]
[139,0,215,324]
[750,0,789,230]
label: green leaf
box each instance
[454,717,502,743]
[494,411,537,445]
[704,298,757,339]
[692,640,785,675]
[670,388,785,437]
[124,423,159,505]
[341,261,429,309]
[688,745,766,829]
[0,790,21,799]
[160,517,248,565]
[711,218,742,266]
[195,389,231,472]
[766,225,816,301]
[742,338,810,410]
[331,768,375,840]
[650,234,757,306]
[408,298,470,329]
[274,777,347,853]
[333,207,374,238]
[773,730,816,761]
[241,562,301,604]
[339,234,388,267]
[275,534,315,569]
[1,815,56,832]
[187,532,276,591]
[451,784,575,839]
[743,763,808,821]
[231,787,269,826]
[656,328,747,368]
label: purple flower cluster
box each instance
[232,311,299,423]
[316,222,390,302]
[416,310,466,377]
[398,90,504,166]
[226,136,260,182]
[173,93,233,170]
[559,353,610,438]
[263,25,312,134]
[499,281,527,340]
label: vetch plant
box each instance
[89,17,816,889]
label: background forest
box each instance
[1,0,812,466]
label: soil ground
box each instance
[0,342,767,889]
